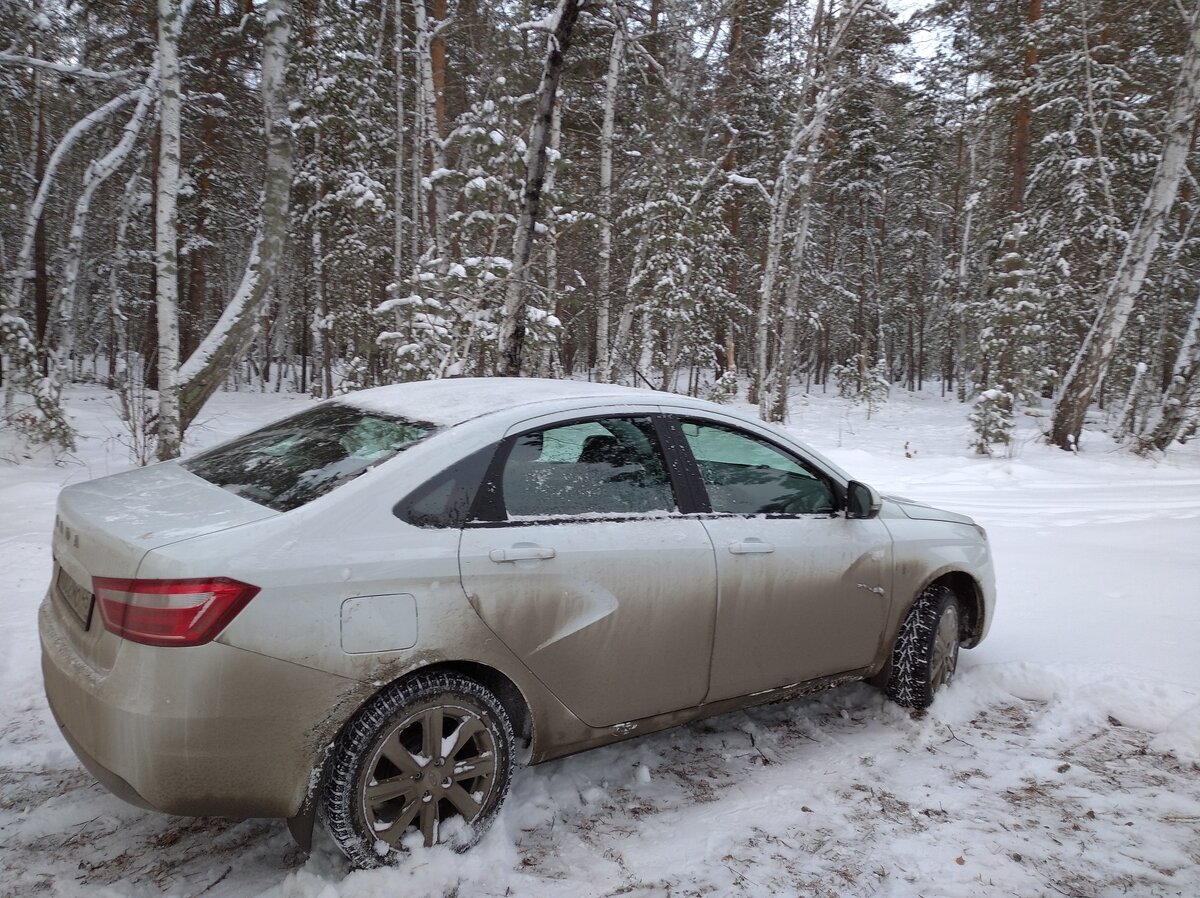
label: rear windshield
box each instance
[183,404,436,511]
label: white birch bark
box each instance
[1051,0,1200,449]
[4,90,138,317]
[391,0,406,293]
[154,0,184,459]
[762,162,818,420]
[1140,295,1200,451]
[609,233,649,378]
[758,0,870,420]
[105,164,142,348]
[595,27,624,384]
[177,0,294,433]
[753,0,825,407]
[53,80,159,375]
[496,0,582,376]
[539,97,564,377]
[312,123,330,397]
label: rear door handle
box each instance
[489,546,557,563]
[728,539,775,555]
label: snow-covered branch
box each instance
[0,50,141,82]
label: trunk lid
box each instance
[49,463,277,670]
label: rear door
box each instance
[458,413,717,728]
[670,416,894,703]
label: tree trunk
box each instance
[54,53,162,398]
[391,0,406,293]
[33,66,48,363]
[154,0,185,459]
[754,0,826,409]
[413,0,449,269]
[595,28,623,384]
[541,97,564,377]
[1050,0,1200,450]
[177,0,295,433]
[760,0,868,421]
[495,0,581,377]
[1009,0,1041,214]
[1140,294,1200,451]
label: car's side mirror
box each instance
[846,480,882,519]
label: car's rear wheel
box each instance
[885,584,961,709]
[323,672,514,868]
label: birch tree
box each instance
[595,27,624,384]
[1050,0,1200,450]
[495,0,582,377]
[757,0,874,421]
[154,0,185,458]
[1139,295,1200,451]
[173,0,295,441]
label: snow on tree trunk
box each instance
[610,234,649,380]
[495,0,581,377]
[312,122,332,399]
[412,0,449,270]
[1050,0,1200,450]
[5,90,138,324]
[0,89,141,447]
[105,165,144,385]
[595,27,623,385]
[758,0,869,422]
[177,0,294,436]
[1140,294,1200,451]
[154,0,184,460]
[754,0,826,409]
[540,97,564,377]
[54,77,159,383]
[763,165,817,421]
[391,0,406,293]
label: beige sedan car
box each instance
[40,378,994,866]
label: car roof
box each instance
[342,377,698,426]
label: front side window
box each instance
[184,404,436,511]
[680,420,834,515]
[500,417,676,519]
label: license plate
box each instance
[55,566,94,630]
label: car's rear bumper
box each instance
[39,593,358,819]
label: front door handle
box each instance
[728,539,775,555]
[489,545,557,563]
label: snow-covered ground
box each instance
[2,384,1198,898]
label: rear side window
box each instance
[395,444,496,528]
[184,404,436,511]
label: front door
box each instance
[674,418,894,703]
[459,414,717,728]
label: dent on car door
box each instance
[457,414,718,728]
[672,417,893,703]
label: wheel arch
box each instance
[921,569,986,648]
[421,659,535,756]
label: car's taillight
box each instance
[93,577,260,647]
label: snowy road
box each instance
[1,387,1198,897]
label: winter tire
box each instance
[323,672,515,868]
[885,584,961,709]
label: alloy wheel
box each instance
[360,700,499,848]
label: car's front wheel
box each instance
[885,584,961,709]
[323,672,514,868]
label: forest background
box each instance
[2,0,1199,461]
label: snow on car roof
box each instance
[341,377,672,425]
